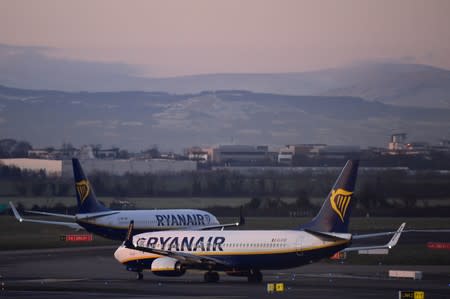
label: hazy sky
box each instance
[1,0,450,77]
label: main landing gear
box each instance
[247,269,263,283]
[204,271,220,283]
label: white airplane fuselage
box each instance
[114,230,352,271]
[76,210,219,240]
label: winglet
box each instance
[124,220,135,248]
[9,201,23,222]
[387,222,406,249]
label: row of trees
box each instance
[292,152,450,170]
[0,138,161,160]
[0,139,32,158]
[10,193,450,218]
[2,164,450,216]
[3,165,450,199]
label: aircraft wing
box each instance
[304,229,351,241]
[9,202,83,230]
[342,222,405,252]
[197,222,241,230]
[196,207,245,231]
[23,209,120,221]
[401,229,450,233]
[123,221,230,267]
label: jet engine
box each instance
[151,257,186,277]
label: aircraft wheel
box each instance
[204,271,220,283]
[136,272,143,280]
[247,269,263,283]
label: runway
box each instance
[0,246,449,298]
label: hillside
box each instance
[1,86,449,150]
[2,46,450,108]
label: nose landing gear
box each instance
[247,269,263,283]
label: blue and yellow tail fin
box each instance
[300,160,359,233]
[72,158,109,214]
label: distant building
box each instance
[405,142,430,155]
[278,144,359,161]
[386,133,436,156]
[388,133,407,152]
[278,146,294,164]
[78,145,95,159]
[94,148,119,159]
[28,146,78,160]
[431,140,450,153]
[212,145,270,165]
[159,152,177,160]
[27,149,51,159]
[317,145,361,159]
[185,146,213,163]
[283,144,327,158]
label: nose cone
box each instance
[114,245,127,263]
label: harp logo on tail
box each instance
[76,180,90,204]
[330,188,353,222]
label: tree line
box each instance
[1,164,450,217]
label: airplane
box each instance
[10,158,243,240]
[115,160,410,282]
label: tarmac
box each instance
[1,246,449,298]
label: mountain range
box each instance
[1,44,450,109]
[132,63,450,109]
[1,84,449,151]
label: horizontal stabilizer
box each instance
[76,211,120,220]
[354,226,450,239]
[304,229,351,241]
[342,222,405,252]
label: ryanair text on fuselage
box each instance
[137,236,226,252]
[155,214,211,227]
